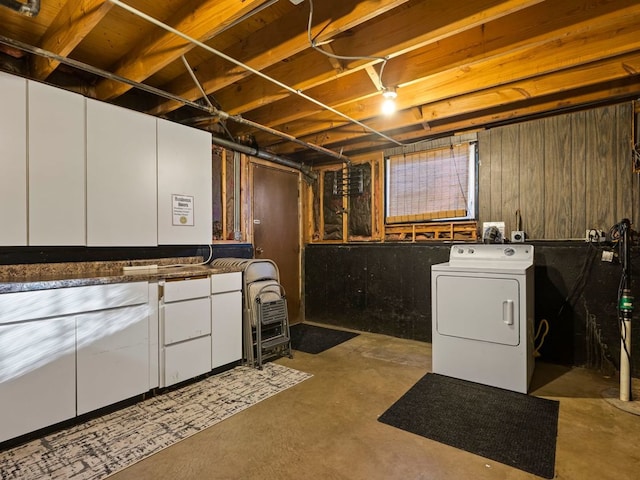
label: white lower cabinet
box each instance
[148,282,160,390]
[164,297,211,344]
[76,304,150,415]
[0,272,246,443]
[163,336,212,387]
[0,281,154,442]
[211,272,243,369]
[0,316,76,443]
[212,290,243,369]
[160,277,212,387]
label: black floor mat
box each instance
[378,373,559,479]
[289,323,359,354]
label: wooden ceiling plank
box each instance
[331,0,544,65]
[153,0,541,115]
[217,0,639,122]
[246,15,640,142]
[307,80,640,158]
[250,69,378,127]
[268,56,640,155]
[290,85,640,162]
[32,0,113,80]
[218,0,547,116]
[216,50,339,115]
[95,0,268,100]
[150,0,408,115]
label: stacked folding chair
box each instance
[211,258,292,369]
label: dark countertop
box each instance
[0,263,242,294]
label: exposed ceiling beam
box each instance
[1,0,636,162]
[272,56,640,156]
[283,78,640,159]
[149,0,408,115]
[31,0,113,80]
[307,79,640,159]
[95,0,268,100]
[150,0,541,116]
[216,0,638,123]
[293,85,640,162]
[246,14,640,146]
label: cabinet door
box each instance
[0,72,27,246]
[163,336,211,387]
[211,290,242,369]
[157,118,212,245]
[28,81,86,245]
[86,99,157,246]
[76,305,150,415]
[0,316,76,443]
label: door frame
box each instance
[247,157,303,322]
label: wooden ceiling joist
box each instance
[212,0,639,126]
[274,64,640,158]
[152,0,541,114]
[31,0,113,80]
[148,0,407,116]
[0,0,638,161]
[95,0,268,100]
[247,13,640,148]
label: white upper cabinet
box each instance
[28,81,86,246]
[157,118,212,245]
[0,72,27,246]
[86,98,158,246]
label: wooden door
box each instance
[252,163,301,323]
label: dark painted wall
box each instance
[0,244,253,266]
[304,243,640,377]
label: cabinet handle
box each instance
[255,246,264,255]
[503,300,514,325]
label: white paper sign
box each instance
[172,194,194,226]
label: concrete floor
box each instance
[110,325,640,480]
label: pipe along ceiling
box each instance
[0,0,40,17]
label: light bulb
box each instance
[381,87,397,115]
[381,98,396,115]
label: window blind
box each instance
[386,143,471,223]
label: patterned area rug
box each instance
[0,363,311,480]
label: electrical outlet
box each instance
[585,229,606,243]
[602,250,614,262]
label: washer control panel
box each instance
[449,244,533,263]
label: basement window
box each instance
[385,142,476,223]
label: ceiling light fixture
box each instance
[381,87,397,115]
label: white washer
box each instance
[431,244,534,393]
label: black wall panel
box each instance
[0,243,253,266]
[305,242,640,377]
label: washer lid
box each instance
[432,261,533,275]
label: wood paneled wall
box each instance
[478,103,636,239]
